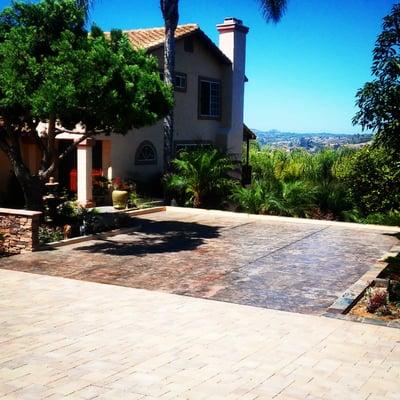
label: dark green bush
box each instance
[336,146,400,215]
[166,147,236,208]
[38,226,64,245]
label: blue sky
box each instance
[0,0,396,133]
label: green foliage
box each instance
[38,225,64,245]
[353,4,400,150]
[166,147,236,208]
[234,147,354,219]
[336,145,400,214]
[0,0,172,132]
[0,0,173,209]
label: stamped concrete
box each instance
[0,208,398,315]
[0,269,399,400]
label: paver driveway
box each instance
[1,208,398,315]
[1,269,400,399]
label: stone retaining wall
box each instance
[0,208,42,255]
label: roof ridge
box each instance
[120,23,199,33]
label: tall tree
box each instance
[0,0,172,210]
[353,4,400,151]
[160,0,287,172]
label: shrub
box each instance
[38,226,64,245]
[365,288,388,313]
[166,147,236,208]
[361,211,400,226]
[336,146,400,214]
[234,147,354,219]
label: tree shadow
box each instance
[73,219,221,256]
[384,232,400,241]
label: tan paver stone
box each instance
[0,269,399,399]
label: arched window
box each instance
[135,141,157,165]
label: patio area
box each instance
[0,268,399,399]
[1,208,399,315]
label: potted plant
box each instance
[111,177,129,209]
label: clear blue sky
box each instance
[0,0,396,133]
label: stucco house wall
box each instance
[110,33,234,182]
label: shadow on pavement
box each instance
[73,219,221,256]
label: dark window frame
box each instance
[174,141,214,155]
[174,72,187,92]
[198,76,222,120]
[159,70,187,92]
[135,140,158,165]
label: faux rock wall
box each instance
[0,208,42,255]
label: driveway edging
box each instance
[324,243,400,329]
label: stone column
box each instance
[76,138,95,207]
[0,208,42,254]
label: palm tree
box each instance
[166,147,235,208]
[160,0,287,172]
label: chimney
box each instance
[217,18,249,158]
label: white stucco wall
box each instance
[107,34,236,183]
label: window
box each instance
[175,142,213,154]
[198,78,221,119]
[159,71,187,92]
[175,73,187,91]
[135,141,157,165]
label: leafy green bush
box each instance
[166,147,236,208]
[336,145,400,215]
[38,226,64,245]
[234,147,355,219]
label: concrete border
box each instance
[166,206,400,233]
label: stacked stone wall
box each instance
[0,208,41,255]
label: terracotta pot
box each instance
[112,190,128,210]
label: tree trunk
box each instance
[11,160,44,211]
[161,0,179,173]
[20,175,44,212]
[1,136,45,211]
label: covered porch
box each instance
[56,134,112,207]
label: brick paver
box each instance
[0,209,398,315]
[0,269,399,399]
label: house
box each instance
[0,17,251,207]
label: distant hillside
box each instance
[252,129,373,151]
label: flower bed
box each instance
[348,255,400,323]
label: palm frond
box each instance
[258,0,287,23]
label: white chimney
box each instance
[217,17,249,158]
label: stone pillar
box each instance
[76,138,94,207]
[0,208,42,254]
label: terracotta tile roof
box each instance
[122,24,199,51]
[109,24,231,65]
